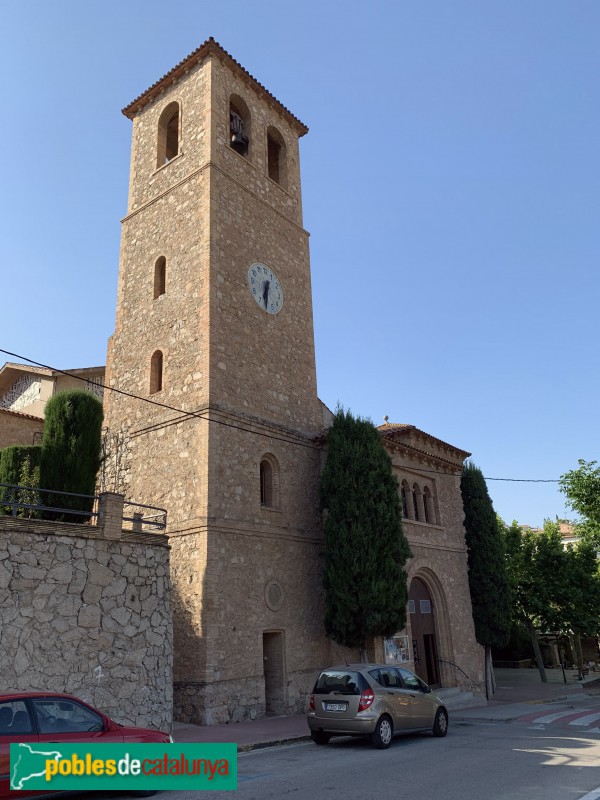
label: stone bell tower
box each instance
[104,38,349,723]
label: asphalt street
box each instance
[89,694,600,800]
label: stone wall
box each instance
[0,498,173,732]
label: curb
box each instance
[238,735,311,753]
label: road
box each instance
[91,695,600,800]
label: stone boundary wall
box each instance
[0,495,173,732]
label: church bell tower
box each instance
[105,39,346,723]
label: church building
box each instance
[103,38,484,724]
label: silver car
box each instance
[307,664,448,748]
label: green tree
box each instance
[0,445,42,516]
[319,408,412,661]
[460,463,511,697]
[560,461,600,545]
[560,540,600,676]
[560,460,600,525]
[502,520,568,682]
[39,390,103,521]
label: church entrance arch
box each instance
[409,577,440,687]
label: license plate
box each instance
[324,702,348,712]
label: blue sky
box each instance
[1,1,598,526]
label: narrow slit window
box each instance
[154,257,166,298]
[260,460,273,507]
[150,350,163,394]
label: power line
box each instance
[0,348,318,451]
[0,347,561,483]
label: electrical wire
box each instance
[0,347,560,482]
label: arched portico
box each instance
[406,563,455,688]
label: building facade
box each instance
[104,38,484,724]
[0,362,104,448]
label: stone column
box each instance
[98,492,125,539]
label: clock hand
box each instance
[263,280,270,309]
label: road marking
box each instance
[519,708,600,727]
[570,713,600,727]
[528,710,583,724]
[576,787,600,800]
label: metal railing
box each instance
[0,482,99,523]
[438,658,471,681]
[0,483,167,532]
[123,501,167,532]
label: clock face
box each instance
[247,263,284,315]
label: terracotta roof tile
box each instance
[377,422,470,458]
[122,37,308,135]
[0,407,44,422]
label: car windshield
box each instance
[314,670,363,695]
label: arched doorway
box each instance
[409,577,440,687]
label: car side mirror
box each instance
[420,682,431,693]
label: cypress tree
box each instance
[461,461,511,696]
[39,390,103,520]
[320,409,412,660]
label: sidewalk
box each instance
[172,668,600,750]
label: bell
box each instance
[231,133,248,155]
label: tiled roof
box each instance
[377,422,471,458]
[122,37,309,135]
[0,407,43,422]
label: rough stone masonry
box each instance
[0,508,173,732]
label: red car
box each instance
[0,691,171,798]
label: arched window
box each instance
[412,483,421,522]
[401,480,413,520]
[150,350,163,394]
[423,487,433,524]
[400,484,408,519]
[157,102,180,168]
[230,95,250,157]
[154,256,166,298]
[259,454,279,508]
[266,126,287,188]
[260,460,273,507]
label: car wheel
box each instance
[311,730,331,745]
[432,707,448,737]
[371,715,393,749]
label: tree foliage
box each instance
[0,445,41,487]
[560,460,600,526]
[319,409,412,656]
[0,445,41,516]
[502,518,600,680]
[39,390,103,520]
[560,460,600,545]
[460,462,511,649]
